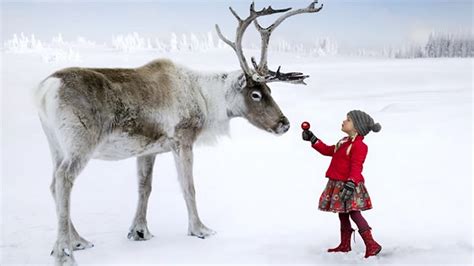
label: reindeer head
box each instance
[216,1,323,135]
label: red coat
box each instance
[311,135,368,185]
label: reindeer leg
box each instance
[51,154,90,266]
[173,144,216,239]
[128,154,156,241]
[44,110,97,265]
[44,125,93,253]
[51,176,94,251]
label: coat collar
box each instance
[346,134,364,143]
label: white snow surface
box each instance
[1,48,473,265]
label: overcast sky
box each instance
[1,0,472,51]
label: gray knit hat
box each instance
[347,110,381,136]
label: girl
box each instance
[302,110,382,258]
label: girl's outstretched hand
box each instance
[302,130,318,144]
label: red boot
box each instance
[327,229,354,252]
[359,229,382,258]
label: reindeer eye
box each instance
[250,91,262,101]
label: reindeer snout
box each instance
[280,116,290,127]
[275,116,290,134]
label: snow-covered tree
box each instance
[179,34,188,51]
[154,37,168,52]
[52,33,65,47]
[111,32,149,51]
[206,31,215,49]
[170,33,178,52]
[3,33,45,52]
[189,33,200,51]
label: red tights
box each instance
[339,211,370,231]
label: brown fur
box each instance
[49,60,180,145]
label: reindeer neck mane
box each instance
[184,68,244,145]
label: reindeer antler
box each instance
[251,58,310,84]
[253,1,323,84]
[216,1,323,84]
[215,2,291,80]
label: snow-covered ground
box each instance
[1,48,472,265]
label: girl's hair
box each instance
[334,133,358,156]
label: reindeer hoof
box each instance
[189,225,216,239]
[127,229,153,241]
[51,247,77,266]
[73,240,94,251]
[55,252,77,266]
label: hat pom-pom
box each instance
[372,122,381,133]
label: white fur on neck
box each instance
[189,69,245,145]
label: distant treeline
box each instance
[3,31,472,59]
[393,32,473,58]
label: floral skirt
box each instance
[318,179,373,213]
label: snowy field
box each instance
[1,49,473,265]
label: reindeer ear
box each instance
[233,74,247,91]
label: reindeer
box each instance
[35,1,322,265]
